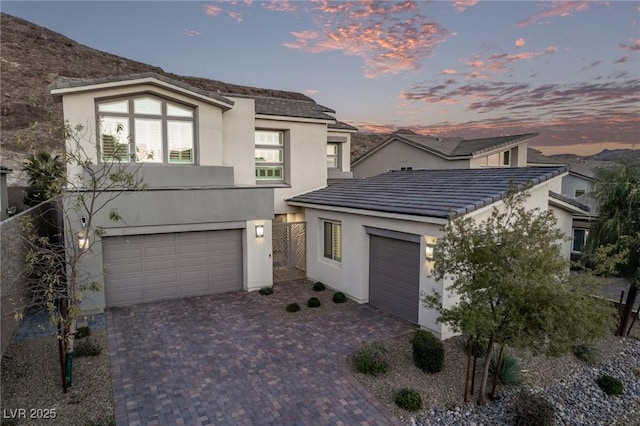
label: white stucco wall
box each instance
[550,205,573,260]
[561,174,592,198]
[244,219,273,291]
[222,97,257,185]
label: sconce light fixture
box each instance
[255,224,265,238]
[425,243,435,261]
[78,232,89,250]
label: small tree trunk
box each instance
[464,342,472,403]
[470,342,478,396]
[490,345,504,400]
[477,336,495,406]
[627,310,638,336]
[617,283,638,336]
[57,322,67,393]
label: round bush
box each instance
[307,297,321,308]
[333,292,347,304]
[286,302,301,313]
[411,329,444,373]
[597,375,624,396]
[394,388,422,411]
[258,286,274,295]
[512,390,555,426]
[354,343,389,376]
[312,282,326,292]
[75,326,91,340]
[489,351,523,386]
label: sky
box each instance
[2,0,639,155]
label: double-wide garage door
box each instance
[369,234,420,324]
[103,229,242,307]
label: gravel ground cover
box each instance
[350,325,640,425]
[0,329,114,426]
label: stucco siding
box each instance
[223,97,257,185]
[562,174,592,198]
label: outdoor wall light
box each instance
[77,232,89,250]
[425,243,435,261]
[255,224,265,238]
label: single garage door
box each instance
[103,229,242,307]
[369,234,420,324]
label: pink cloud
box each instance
[546,46,558,54]
[284,1,450,78]
[203,4,222,16]
[452,0,478,13]
[442,69,458,75]
[516,1,594,27]
[305,89,318,95]
[620,38,640,51]
[515,38,525,48]
[262,0,296,12]
[227,11,243,22]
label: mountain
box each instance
[0,13,313,184]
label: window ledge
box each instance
[256,183,291,188]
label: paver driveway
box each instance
[106,284,415,425]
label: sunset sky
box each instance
[3,0,639,155]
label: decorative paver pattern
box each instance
[107,285,414,426]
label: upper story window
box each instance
[255,130,284,182]
[480,150,510,167]
[327,143,340,169]
[574,189,586,198]
[97,96,195,164]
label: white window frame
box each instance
[480,150,510,167]
[255,130,285,183]
[97,95,195,164]
[323,220,342,262]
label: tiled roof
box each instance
[329,121,358,131]
[452,134,539,156]
[288,167,567,219]
[252,96,336,121]
[50,73,234,106]
[549,191,590,212]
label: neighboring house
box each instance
[287,167,571,339]
[0,166,10,221]
[527,148,597,260]
[50,73,354,311]
[351,131,538,179]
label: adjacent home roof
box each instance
[251,96,336,121]
[352,132,539,165]
[526,148,596,180]
[329,121,358,131]
[288,166,567,219]
[50,72,235,108]
[548,191,591,214]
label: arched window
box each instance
[97,95,195,164]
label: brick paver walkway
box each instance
[107,285,414,425]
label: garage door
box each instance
[369,234,420,323]
[103,229,242,307]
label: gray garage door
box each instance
[369,234,420,323]
[103,229,242,307]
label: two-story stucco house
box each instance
[351,131,538,179]
[50,73,355,311]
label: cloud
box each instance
[515,38,525,48]
[620,38,640,51]
[203,4,222,16]
[461,50,543,78]
[305,89,318,95]
[581,59,602,71]
[516,1,594,27]
[262,0,296,12]
[452,0,478,13]
[614,56,629,64]
[283,1,451,79]
[227,11,243,22]
[180,29,202,37]
[546,46,558,54]
[442,69,458,75]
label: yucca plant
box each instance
[489,350,523,386]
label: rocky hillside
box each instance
[0,13,312,184]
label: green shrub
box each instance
[75,338,102,357]
[572,344,600,365]
[307,297,321,308]
[75,326,91,340]
[489,351,523,386]
[286,302,301,313]
[597,375,624,396]
[411,329,444,373]
[258,286,274,295]
[354,342,389,376]
[512,390,555,426]
[394,388,422,411]
[333,292,348,304]
[312,282,326,292]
